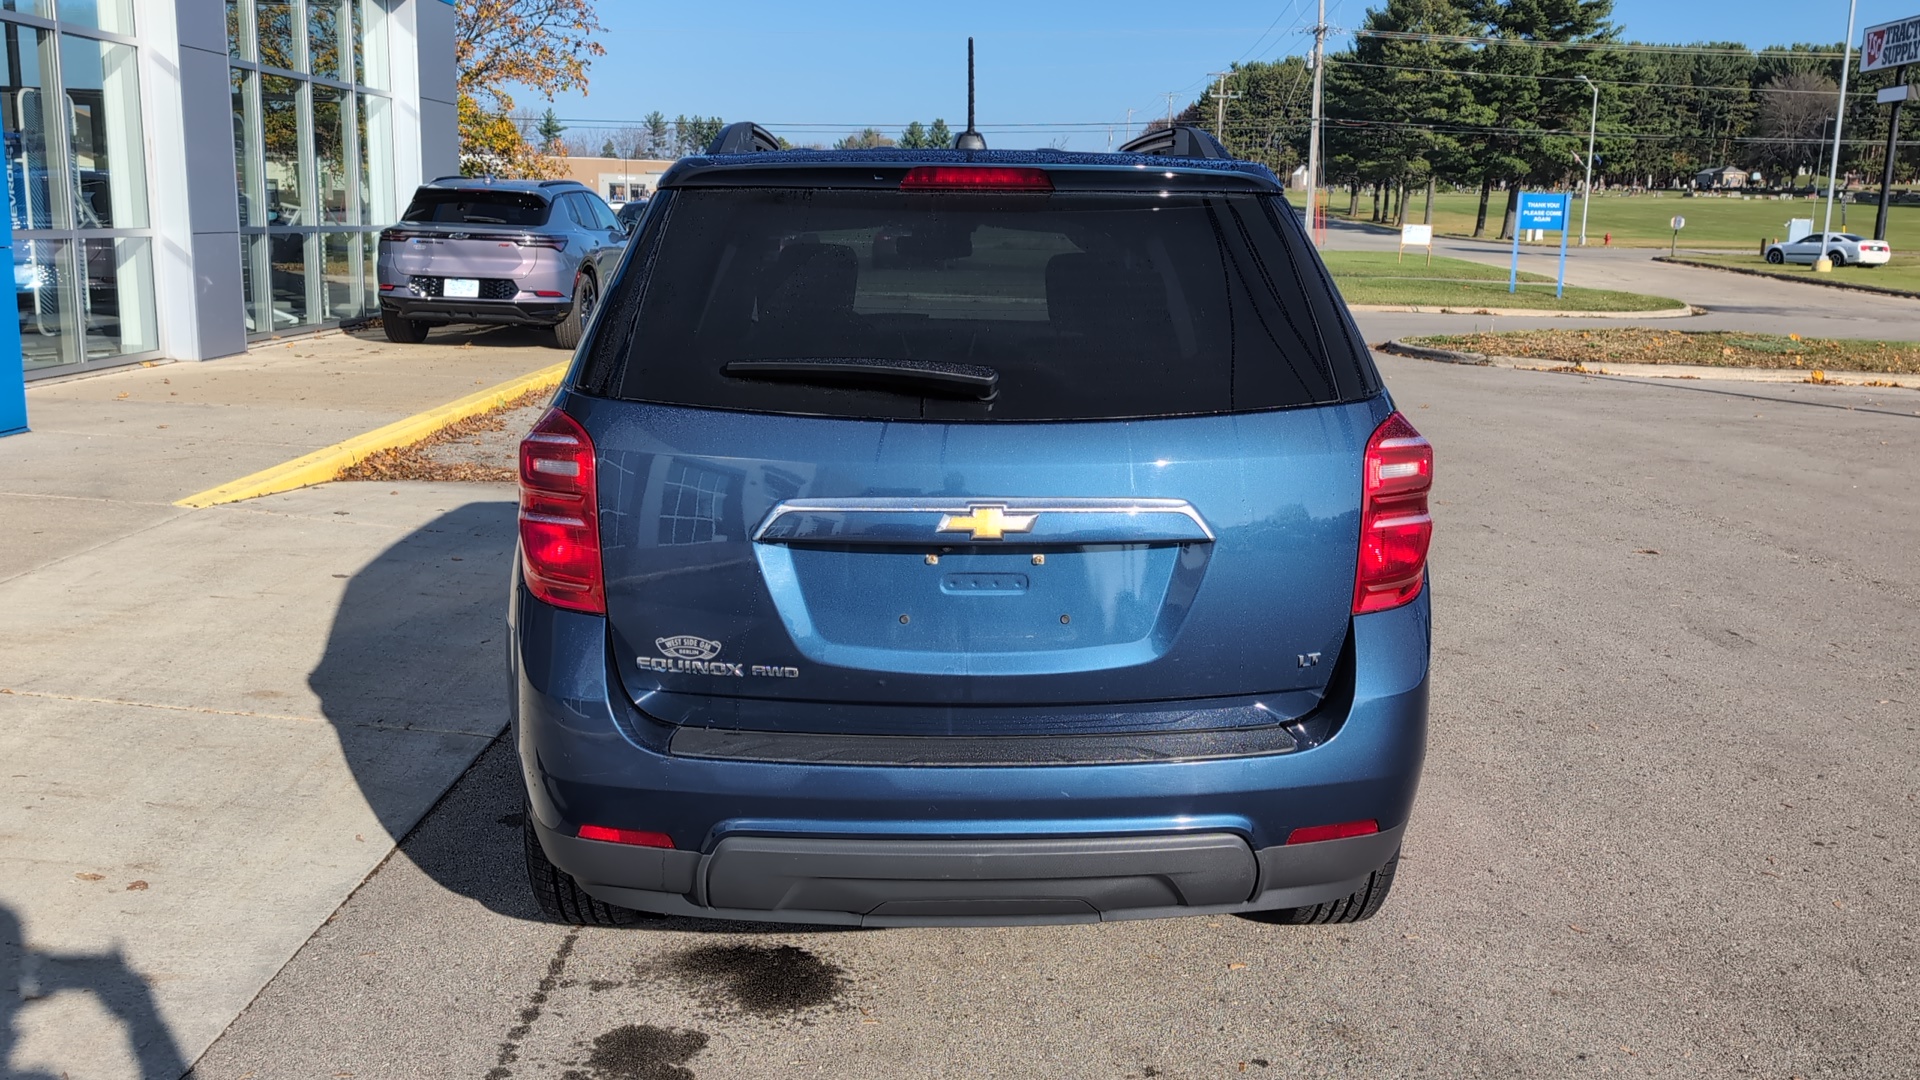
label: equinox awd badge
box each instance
[640,635,800,679]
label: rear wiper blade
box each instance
[722,358,998,400]
[460,215,508,224]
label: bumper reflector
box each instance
[577,824,675,849]
[1285,819,1379,845]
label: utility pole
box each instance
[1822,0,1859,248]
[1210,71,1242,144]
[1306,0,1326,246]
[1125,108,1135,141]
[1577,74,1598,246]
[1164,92,1178,124]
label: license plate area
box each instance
[443,277,480,298]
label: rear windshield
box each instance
[402,189,551,227]
[601,188,1371,421]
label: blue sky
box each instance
[530,0,1912,152]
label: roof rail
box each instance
[429,175,469,184]
[705,122,783,155]
[537,179,587,187]
[1116,125,1234,161]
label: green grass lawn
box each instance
[1289,189,1919,250]
[1670,252,1920,295]
[1320,251,1686,312]
[1398,328,1920,373]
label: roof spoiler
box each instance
[1117,125,1233,161]
[705,122,783,155]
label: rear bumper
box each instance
[380,296,568,326]
[511,584,1430,925]
[530,818,1405,926]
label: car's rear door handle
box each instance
[753,498,1214,545]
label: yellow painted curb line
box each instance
[175,361,569,508]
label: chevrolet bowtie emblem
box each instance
[936,504,1037,541]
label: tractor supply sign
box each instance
[1863,14,1920,73]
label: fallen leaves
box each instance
[75,872,104,881]
[126,880,149,891]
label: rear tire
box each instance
[382,313,428,343]
[550,272,596,350]
[1828,249,1848,267]
[1239,848,1399,925]
[1765,248,1784,265]
[523,809,653,926]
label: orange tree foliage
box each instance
[455,0,605,177]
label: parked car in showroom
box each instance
[510,122,1433,929]
[1764,232,1892,267]
[376,178,628,347]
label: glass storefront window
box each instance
[81,235,155,358]
[268,231,307,327]
[322,232,355,319]
[358,91,393,225]
[260,73,303,226]
[358,0,388,90]
[2,23,64,231]
[312,83,348,224]
[16,237,75,371]
[257,0,297,72]
[58,0,135,35]
[224,1,396,339]
[232,68,261,226]
[0,1,53,18]
[227,0,249,61]
[308,0,349,82]
[60,34,147,229]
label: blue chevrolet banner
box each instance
[1,154,25,438]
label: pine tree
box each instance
[900,121,930,150]
[927,118,952,149]
[536,108,567,153]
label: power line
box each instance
[1341,27,1847,58]
[1328,58,1882,97]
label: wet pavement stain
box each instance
[643,943,848,1018]
[565,1025,710,1080]
[484,929,579,1079]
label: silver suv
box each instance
[376,178,628,348]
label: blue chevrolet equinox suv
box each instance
[510,122,1432,927]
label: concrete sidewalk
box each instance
[0,330,553,1078]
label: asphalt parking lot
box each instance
[181,356,1919,1080]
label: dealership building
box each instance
[5,0,457,382]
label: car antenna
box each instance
[955,37,987,150]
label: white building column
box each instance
[139,0,247,362]
[387,0,458,198]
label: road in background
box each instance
[1322,220,1920,342]
[189,358,1920,1080]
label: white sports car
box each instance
[1764,232,1892,267]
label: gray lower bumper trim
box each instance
[540,819,1404,927]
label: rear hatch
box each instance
[569,172,1385,732]
[382,187,554,283]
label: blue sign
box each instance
[1510,192,1574,300]
[0,160,25,438]
[1518,192,1571,231]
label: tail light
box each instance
[514,234,568,250]
[378,227,427,243]
[518,408,604,613]
[577,824,674,848]
[1354,411,1433,615]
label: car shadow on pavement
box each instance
[1,904,189,1079]
[345,324,563,350]
[308,496,858,933]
